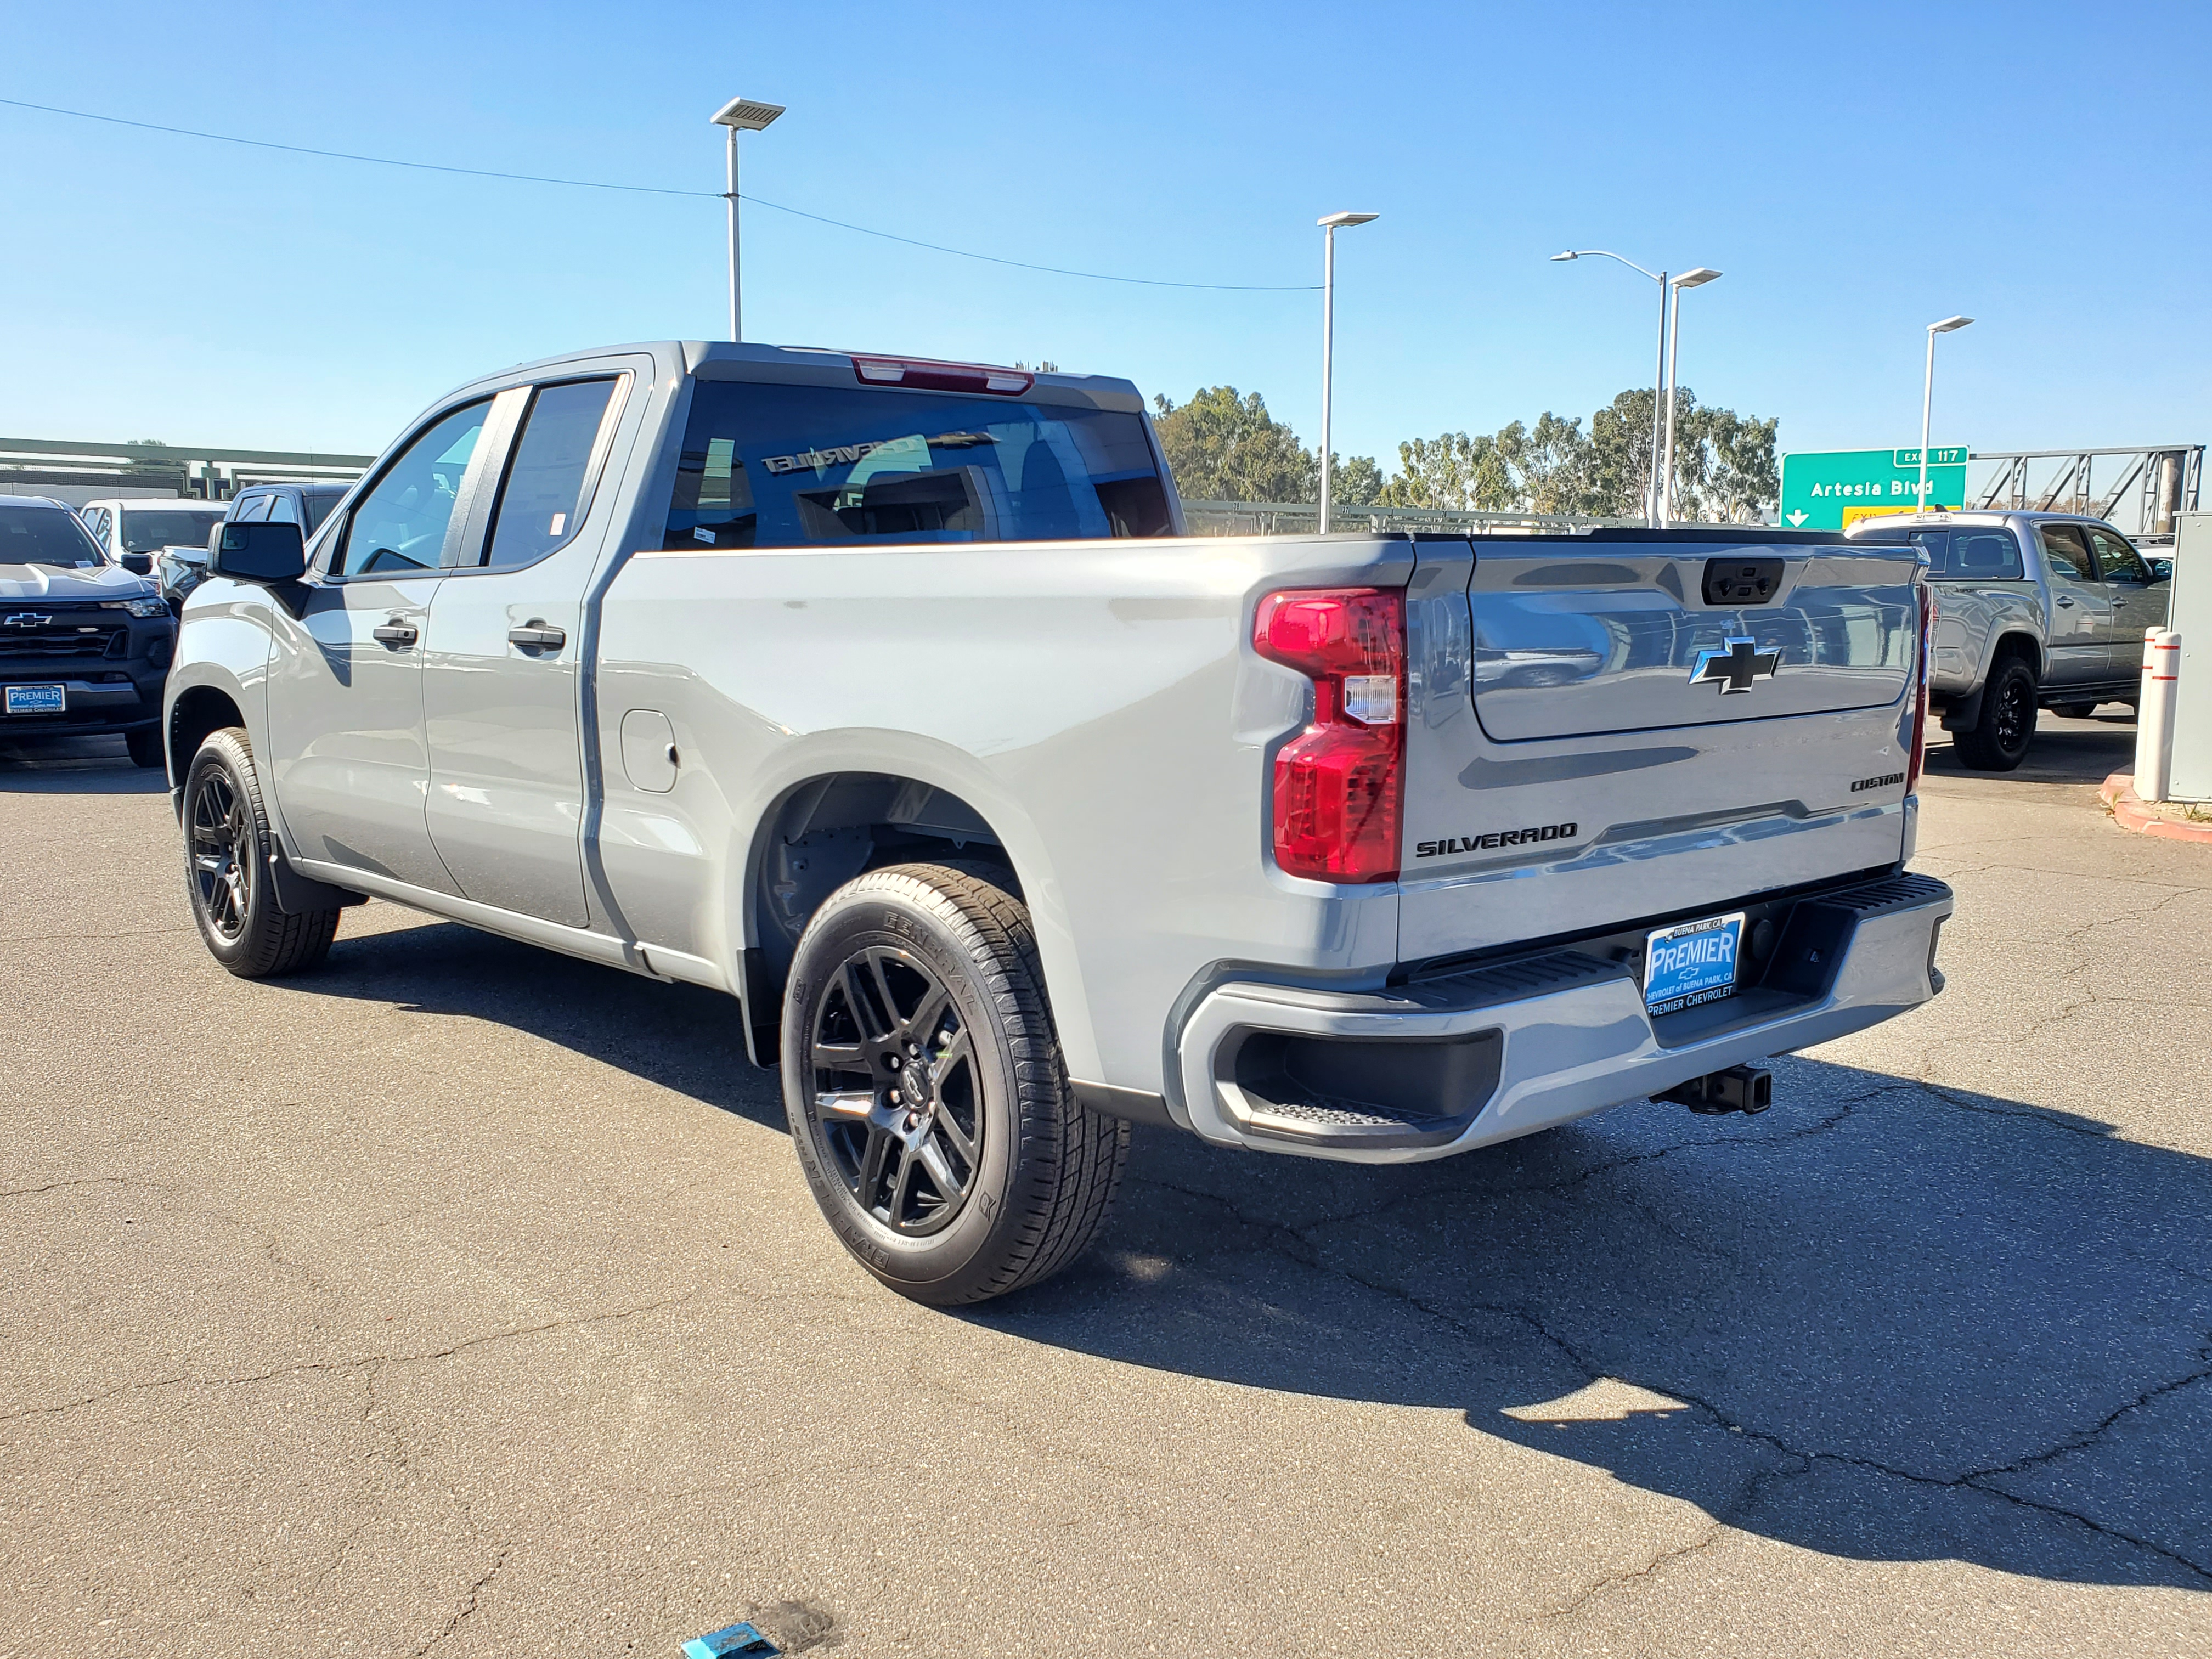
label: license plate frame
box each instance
[1644,910,1746,1016]
[4,683,65,715]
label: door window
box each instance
[231,494,274,522]
[335,400,491,577]
[2086,527,2149,584]
[266,493,302,525]
[2037,524,2095,582]
[473,379,619,572]
[83,507,111,548]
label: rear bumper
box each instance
[1172,871,1953,1164]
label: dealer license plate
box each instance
[1644,911,1745,1015]
[4,684,65,715]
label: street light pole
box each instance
[1317,211,1379,533]
[1920,315,1974,514]
[1661,268,1723,526]
[710,95,786,343]
[1553,249,1683,526]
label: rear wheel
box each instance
[183,727,341,977]
[1954,657,2038,771]
[781,862,1128,1306]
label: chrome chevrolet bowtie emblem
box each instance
[3,612,54,629]
[1690,636,1781,694]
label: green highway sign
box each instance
[1778,446,1972,531]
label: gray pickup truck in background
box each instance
[1847,510,2170,769]
[162,340,1953,1305]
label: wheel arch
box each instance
[732,759,1090,1076]
[1988,629,2042,681]
[166,681,246,802]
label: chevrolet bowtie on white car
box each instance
[163,341,1952,1304]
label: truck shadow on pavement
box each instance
[279,917,2210,1592]
[0,739,168,792]
[997,1057,2212,1594]
[1922,713,2139,788]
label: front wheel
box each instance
[182,727,341,977]
[1954,658,2038,771]
[781,862,1128,1306]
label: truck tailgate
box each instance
[1400,534,1921,964]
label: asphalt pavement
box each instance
[4,711,2209,1658]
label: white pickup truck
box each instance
[164,340,1952,1305]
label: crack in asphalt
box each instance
[0,1292,698,1425]
[415,1543,511,1657]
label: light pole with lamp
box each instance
[1918,315,1974,513]
[1317,211,1379,533]
[1551,249,1669,525]
[1660,268,1722,525]
[710,95,785,342]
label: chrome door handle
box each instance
[371,619,418,646]
[507,622,566,650]
[2054,595,2075,607]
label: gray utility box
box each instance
[2168,513,2212,800]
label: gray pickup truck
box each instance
[163,340,1953,1305]
[1847,510,2170,769]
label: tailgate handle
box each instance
[1703,557,1784,606]
[507,621,566,650]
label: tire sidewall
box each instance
[183,732,270,968]
[781,877,1032,1301]
[1989,659,2038,764]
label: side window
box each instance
[2087,527,2149,584]
[473,379,619,572]
[2038,524,2095,583]
[266,493,302,526]
[232,494,274,523]
[1949,529,2024,579]
[335,400,492,578]
[83,507,111,548]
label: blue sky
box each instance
[4,0,2205,472]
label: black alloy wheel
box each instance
[180,727,342,977]
[1955,657,2039,771]
[781,862,1128,1305]
[808,945,981,1237]
[190,767,251,941]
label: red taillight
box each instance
[1254,588,1405,883]
[849,356,1034,396]
[1906,580,1933,792]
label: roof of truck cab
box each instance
[1844,510,2123,540]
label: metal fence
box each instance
[0,437,374,502]
[1183,500,1695,536]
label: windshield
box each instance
[120,507,227,554]
[0,503,108,568]
[663,382,1173,550]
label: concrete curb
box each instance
[2100,772,2212,843]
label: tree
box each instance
[1150,387,1317,503]
[1376,431,1516,510]
[1681,405,1779,523]
[1330,454,1385,506]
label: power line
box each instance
[0,95,1320,294]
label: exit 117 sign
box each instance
[1778,447,1971,531]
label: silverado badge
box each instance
[1689,636,1781,695]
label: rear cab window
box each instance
[664,379,1173,551]
[1914,526,2023,580]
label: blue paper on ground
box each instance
[681,1621,782,1658]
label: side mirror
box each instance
[119,551,154,576]
[210,520,307,583]
[2149,558,2174,582]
